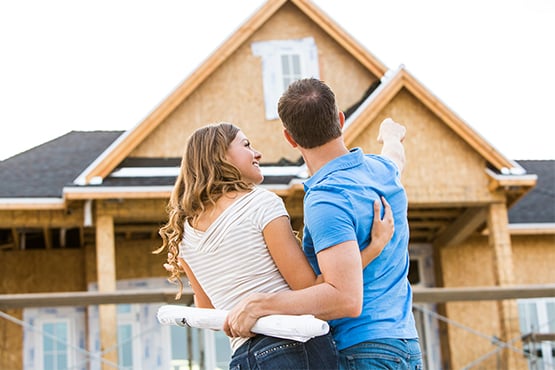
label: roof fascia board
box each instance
[0,198,66,210]
[80,0,287,185]
[63,186,173,200]
[62,182,298,200]
[507,223,555,235]
[109,165,307,178]
[481,223,555,235]
[486,168,538,192]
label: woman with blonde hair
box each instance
[156,122,393,369]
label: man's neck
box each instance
[299,137,349,176]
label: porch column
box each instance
[487,202,523,369]
[96,214,118,368]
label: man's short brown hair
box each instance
[277,78,342,148]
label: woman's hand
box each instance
[223,293,268,338]
[360,196,394,267]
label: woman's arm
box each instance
[263,197,394,290]
[173,256,214,309]
[263,216,319,290]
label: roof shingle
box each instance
[0,131,122,198]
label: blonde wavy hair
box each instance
[155,123,254,298]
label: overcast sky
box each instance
[1,0,553,161]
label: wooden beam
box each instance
[433,207,488,247]
[95,214,117,367]
[11,228,19,249]
[64,189,171,200]
[43,227,52,249]
[0,289,193,309]
[0,208,84,228]
[0,201,66,211]
[521,333,555,343]
[487,201,520,369]
[412,284,555,303]
[409,220,450,229]
[1,285,553,309]
[408,209,462,218]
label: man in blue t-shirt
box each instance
[225,78,422,369]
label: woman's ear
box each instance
[283,129,297,148]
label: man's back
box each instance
[302,148,417,350]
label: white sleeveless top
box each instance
[179,187,291,351]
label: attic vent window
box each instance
[252,37,320,120]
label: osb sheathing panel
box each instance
[116,240,168,281]
[439,236,502,368]
[0,251,85,369]
[131,2,377,163]
[0,309,23,370]
[444,301,502,369]
[512,235,555,284]
[441,236,497,286]
[350,89,495,204]
[0,250,86,294]
[85,239,167,284]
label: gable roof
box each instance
[76,0,388,185]
[344,66,522,173]
[0,131,122,199]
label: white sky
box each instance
[1,0,554,161]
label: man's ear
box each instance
[339,111,345,129]
[283,129,298,148]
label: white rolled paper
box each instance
[157,305,329,342]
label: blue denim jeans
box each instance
[339,338,423,370]
[229,333,339,370]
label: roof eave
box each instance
[0,198,66,210]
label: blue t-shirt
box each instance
[303,147,418,350]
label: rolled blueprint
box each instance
[157,305,329,342]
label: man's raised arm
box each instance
[378,118,406,174]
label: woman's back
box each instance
[180,188,291,351]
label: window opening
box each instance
[251,37,319,120]
[518,298,555,369]
[42,321,69,370]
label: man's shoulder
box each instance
[363,153,400,175]
[304,185,351,214]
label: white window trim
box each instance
[518,297,555,368]
[36,318,73,370]
[87,278,198,370]
[24,307,87,370]
[116,305,143,369]
[409,243,442,370]
[252,37,320,120]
